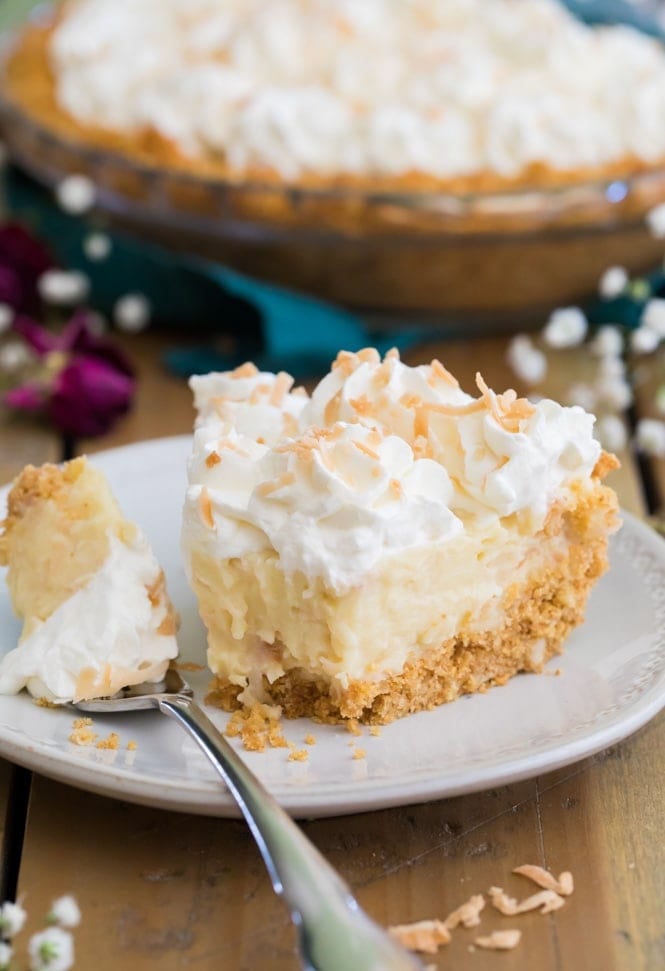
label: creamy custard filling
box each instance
[191,484,597,699]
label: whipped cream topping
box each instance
[50,0,665,181]
[0,532,178,703]
[183,349,602,593]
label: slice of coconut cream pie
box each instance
[183,349,620,724]
[0,457,178,704]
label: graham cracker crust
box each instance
[206,486,618,725]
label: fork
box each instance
[74,668,424,971]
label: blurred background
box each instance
[2,0,665,416]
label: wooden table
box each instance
[0,330,662,970]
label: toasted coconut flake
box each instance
[489,886,565,915]
[350,395,373,416]
[205,450,221,468]
[414,406,430,438]
[269,371,295,406]
[249,382,271,404]
[388,920,451,954]
[352,747,366,760]
[358,347,381,364]
[288,749,309,762]
[231,362,259,378]
[198,488,215,528]
[430,358,460,387]
[332,350,359,375]
[372,360,392,389]
[274,436,319,461]
[390,478,403,498]
[475,372,535,431]
[256,472,297,497]
[324,389,342,425]
[384,347,400,361]
[400,392,422,409]
[423,399,486,417]
[412,434,435,459]
[513,865,574,896]
[444,894,485,929]
[353,440,380,460]
[475,929,522,951]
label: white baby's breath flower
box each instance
[55,174,95,216]
[48,897,80,930]
[597,353,626,379]
[0,941,13,970]
[594,414,627,452]
[542,307,588,348]
[641,298,665,337]
[28,927,74,971]
[635,418,665,457]
[565,382,597,411]
[38,270,90,306]
[0,303,13,335]
[83,232,112,262]
[0,341,31,373]
[595,375,633,411]
[630,327,660,355]
[114,293,151,332]
[0,900,27,938]
[589,325,624,358]
[506,335,547,385]
[646,202,665,238]
[598,266,628,299]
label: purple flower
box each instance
[0,223,54,312]
[5,312,135,439]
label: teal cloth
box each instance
[562,0,665,38]
[6,169,430,378]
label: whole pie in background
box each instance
[7,0,665,192]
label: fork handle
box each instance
[158,695,423,971]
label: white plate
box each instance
[0,436,663,818]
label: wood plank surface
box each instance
[7,331,665,971]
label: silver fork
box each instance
[75,669,424,971]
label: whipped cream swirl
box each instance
[50,0,665,181]
[183,349,603,593]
